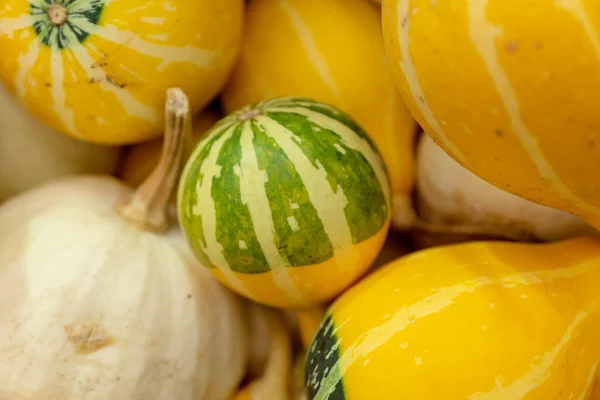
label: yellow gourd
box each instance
[382,0,600,230]
[222,0,418,230]
[0,0,243,145]
[293,233,408,351]
[591,381,600,400]
[306,237,600,400]
[119,108,221,187]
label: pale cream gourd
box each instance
[0,82,119,203]
[416,133,598,242]
[0,89,287,400]
[234,306,295,400]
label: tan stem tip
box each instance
[239,108,261,121]
[48,5,68,26]
[115,88,191,233]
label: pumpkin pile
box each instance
[0,0,598,399]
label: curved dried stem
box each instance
[115,88,191,232]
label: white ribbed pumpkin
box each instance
[0,89,252,400]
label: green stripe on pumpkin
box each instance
[179,97,391,277]
[305,314,346,400]
[251,120,334,267]
[212,124,271,274]
[270,98,381,154]
[265,111,388,244]
[179,123,234,268]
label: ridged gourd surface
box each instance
[382,0,600,228]
[306,237,600,400]
[178,97,391,308]
[0,0,243,144]
[222,0,417,210]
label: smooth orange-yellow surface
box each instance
[211,222,390,309]
[296,307,327,348]
[222,0,417,219]
[314,237,600,399]
[382,0,600,229]
[0,0,243,145]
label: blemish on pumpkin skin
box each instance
[106,74,127,89]
[495,129,504,137]
[506,41,519,53]
[64,324,113,354]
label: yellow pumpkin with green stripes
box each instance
[177,97,392,308]
[382,0,600,230]
[0,0,243,145]
[222,0,417,230]
[306,237,600,400]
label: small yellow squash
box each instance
[222,0,418,230]
[0,0,243,145]
[306,237,600,399]
[382,0,600,229]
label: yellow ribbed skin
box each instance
[222,0,417,217]
[0,0,243,145]
[382,0,600,229]
[306,237,600,400]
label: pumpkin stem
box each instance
[115,88,190,233]
[48,5,68,26]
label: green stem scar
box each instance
[30,0,105,49]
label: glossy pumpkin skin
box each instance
[306,237,600,400]
[382,0,600,229]
[178,97,392,308]
[222,0,417,223]
[0,0,243,145]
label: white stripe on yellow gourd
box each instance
[382,0,600,229]
[307,238,600,400]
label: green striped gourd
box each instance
[305,237,600,399]
[177,97,392,308]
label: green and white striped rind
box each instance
[177,97,391,276]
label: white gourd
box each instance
[0,89,262,400]
[416,133,598,242]
[0,82,119,203]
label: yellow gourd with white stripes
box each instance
[0,0,243,145]
[222,0,417,229]
[306,237,600,400]
[382,0,600,230]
